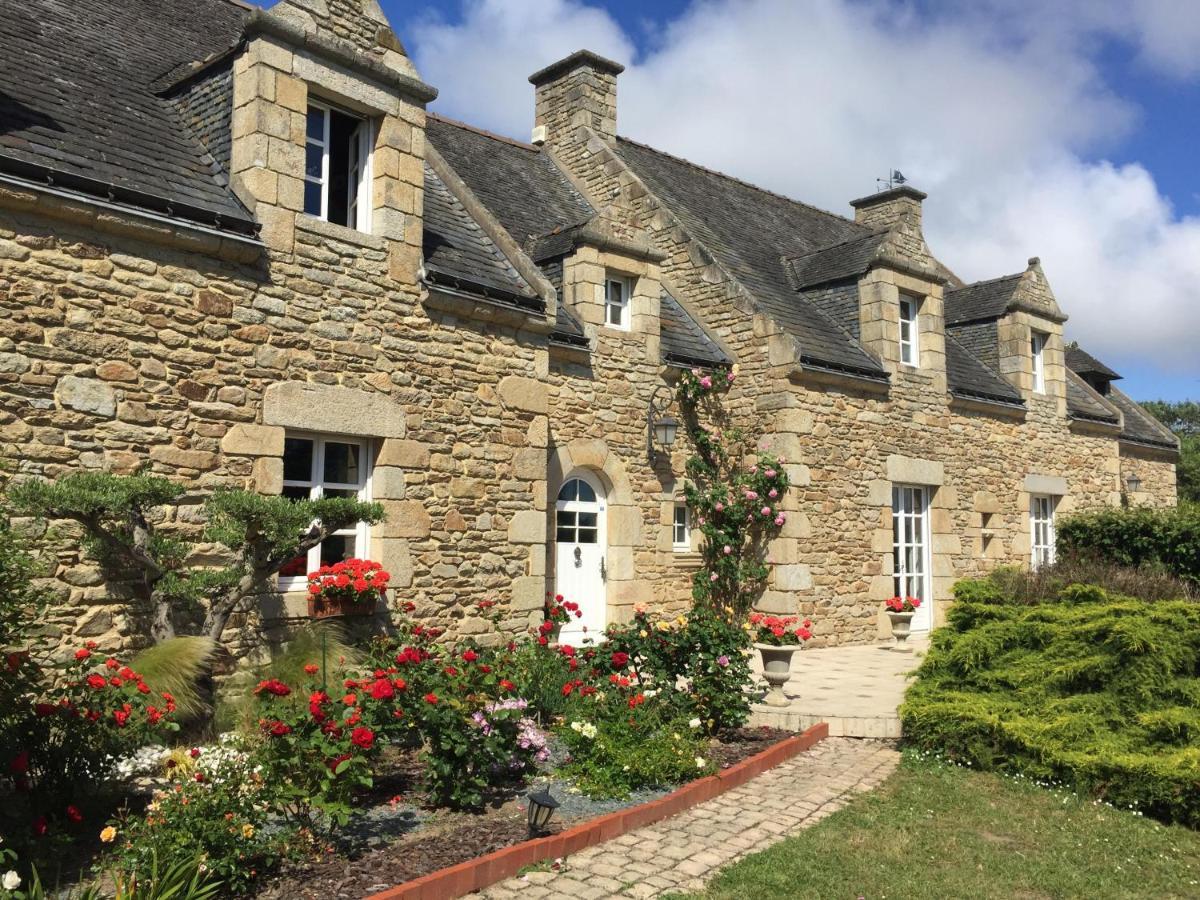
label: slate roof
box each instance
[1065,370,1121,424]
[1065,344,1121,380]
[944,274,1023,325]
[784,231,889,290]
[426,116,726,362]
[426,115,592,246]
[1108,386,1179,449]
[0,0,255,235]
[613,137,885,378]
[422,164,539,306]
[660,289,731,367]
[945,333,1023,405]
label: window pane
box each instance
[577,528,598,544]
[319,533,355,567]
[306,107,325,142]
[324,488,357,500]
[557,481,577,502]
[283,438,314,482]
[323,442,361,485]
[556,527,575,543]
[282,485,310,502]
[578,512,597,528]
[607,280,624,304]
[556,510,576,527]
[278,554,308,578]
[306,143,324,179]
[576,481,596,503]
[304,181,323,216]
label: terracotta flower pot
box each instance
[887,610,914,651]
[754,642,804,707]
[308,592,378,620]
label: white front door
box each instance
[892,484,933,632]
[554,474,607,645]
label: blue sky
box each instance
[305,1,1200,402]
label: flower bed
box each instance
[253,725,818,900]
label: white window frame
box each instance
[672,502,690,552]
[304,100,373,234]
[278,432,374,591]
[1031,331,1047,394]
[898,294,920,367]
[1031,494,1056,569]
[892,484,932,609]
[605,274,633,330]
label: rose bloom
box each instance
[74,648,90,660]
[65,805,83,823]
[99,825,117,843]
[86,674,106,690]
[610,651,629,668]
[424,692,438,704]
[461,649,478,662]
[369,679,394,700]
[350,726,375,750]
[304,664,319,675]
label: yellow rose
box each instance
[242,824,255,839]
[639,630,648,638]
[100,826,117,843]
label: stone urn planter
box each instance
[887,611,914,651]
[308,593,378,620]
[754,642,804,707]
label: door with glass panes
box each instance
[554,474,607,643]
[892,484,933,632]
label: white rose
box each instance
[695,757,706,769]
[570,721,582,732]
[3,871,21,890]
[688,718,701,729]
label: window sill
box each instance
[672,551,703,569]
[296,214,387,252]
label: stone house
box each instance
[0,0,1178,654]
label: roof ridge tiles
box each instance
[427,112,541,154]
[945,271,1023,292]
[613,134,866,232]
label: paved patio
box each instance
[478,737,900,899]
[748,637,929,738]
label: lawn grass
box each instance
[676,751,1200,900]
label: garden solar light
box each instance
[527,789,560,835]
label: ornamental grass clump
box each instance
[901,574,1200,827]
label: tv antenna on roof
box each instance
[876,169,907,191]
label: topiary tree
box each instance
[676,367,790,619]
[8,472,384,645]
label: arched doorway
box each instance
[554,472,607,643]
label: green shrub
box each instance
[105,744,293,896]
[559,687,711,799]
[902,576,1200,827]
[1058,504,1200,587]
[604,607,751,733]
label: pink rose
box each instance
[723,545,732,555]
[762,506,772,516]
[774,514,786,526]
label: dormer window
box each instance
[898,294,920,366]
[305,101,372,232]
[1031,331,1047,394]
[605,274,633,330]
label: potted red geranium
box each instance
[538,593,582,645]
[747,613,813,707]
[884,596,921,650]
[307,559,390,619]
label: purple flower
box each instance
[717,655,730,667]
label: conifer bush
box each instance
[901,574,1200,827]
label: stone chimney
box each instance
[850,184,927,231]
[529,49,625,146]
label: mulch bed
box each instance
[254,725,792,900]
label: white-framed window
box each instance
[605,274,633,330]
[305,101,373,233]
[898,294,920,366]
[1030,494,1056,569]
[672,502,690,551]
[1031,331,1047,394]
[892,484,931,605]
[277,433,374,588]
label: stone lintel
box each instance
[886,454,944,487]
[1023,473,1068,496]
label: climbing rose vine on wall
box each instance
[677,366,790,619]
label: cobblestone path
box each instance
[479,737,900,899]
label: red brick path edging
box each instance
[365,722,829,900]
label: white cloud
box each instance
[404,0,1200,375]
